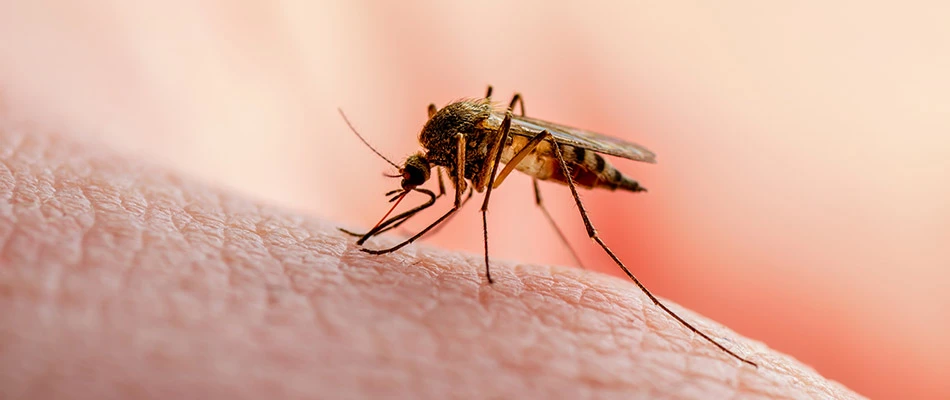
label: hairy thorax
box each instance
[419,99,499,191]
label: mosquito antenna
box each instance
[338,108,400,169]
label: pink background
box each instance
[2,2,948,398]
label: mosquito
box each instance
[339,86,757,367]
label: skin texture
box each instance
[0,124,865,398]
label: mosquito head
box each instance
[400,153,430,190]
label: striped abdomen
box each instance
[499,135,646,192]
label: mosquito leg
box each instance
[533,179,586,270]
[361,135,468,255]
[504,93,584,268]
[341,206,423,238]
[478,112,514,284]
[339,228,363,237]
[356,207,420,238]
[360,205,459,255]
[436,168,446,197]
[357,189,437,244]
[453,134,466,207]
[491,128,547,189]
[484,87,523,116]
[413,186,474,238]
[508,93,525,117]
[341,214,413,238]
[482,125,583,269]
[340,188,437,240]
[547,132,758,367]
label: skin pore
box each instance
[0,125,862,398]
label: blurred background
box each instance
[1,1,947,398]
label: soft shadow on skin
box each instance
[0,124,864,399]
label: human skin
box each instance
[0,125,864,398]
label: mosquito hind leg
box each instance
[483,124,583,270]
[508,93,525,116]
[485,87,525,117]
[547,132,758,367]
[504,94,583,268]
[533,179,586,270]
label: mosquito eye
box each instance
[400,154,430,189]
[403,168,421,186]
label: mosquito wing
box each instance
[507,114,657,163]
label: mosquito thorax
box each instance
[401,153,430,189]
[419,99,494,167]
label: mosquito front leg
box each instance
[340,188,438,241]
[360,135,468,255]
[413,186,474,239]
[547,131,758,367]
